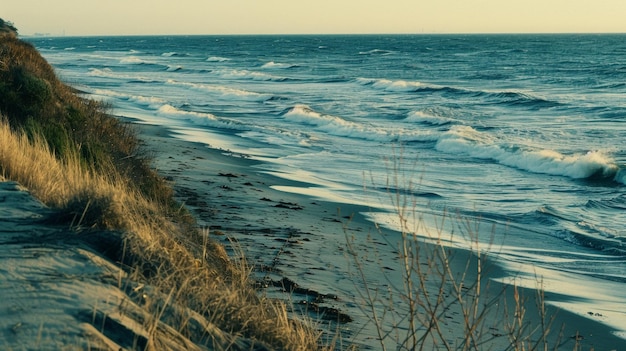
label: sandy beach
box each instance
[130,118,626,350]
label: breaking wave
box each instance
[436,125,622,183]
[161,52,189,57]
[283,105,434,142]
[357,78,561,108]
[165,80,272,102]
[87,68,159,83]
[166,65,184,72]
[206,56,230,62]
[261,61,299,69]
[356,77,448,93]
[157,104,217,121]
[120,56,155,65]
[215,69,290,82]
[405,111,460,126]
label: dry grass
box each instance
[0,28,326,350]
[0,33,172,208]
[0,115,323,349]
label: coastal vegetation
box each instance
[0,19,320,350]
[0,18,18,36]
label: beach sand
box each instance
[1,117,625,350]
[131,119,626,350]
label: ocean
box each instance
[29,34,626,338]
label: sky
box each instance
[4,0,626,36]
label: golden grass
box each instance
[0,29,325,349]
[0,116,322,350]
[1,33,172,209]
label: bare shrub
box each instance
[343,153,563,350]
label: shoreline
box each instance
[129,116,626,350]
[5,30,622,350]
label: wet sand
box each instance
[132,118,626,350]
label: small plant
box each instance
[343,153,563,350]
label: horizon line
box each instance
[23,31,626,38]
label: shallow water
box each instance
[30,34,626,336]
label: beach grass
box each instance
[0,26,322,350]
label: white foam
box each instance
[87,68,114,77]
[120,56,152,65]
[87,68,155,83]
[217,69,284,81]
[165,80,270,102]
[238,130,311,149]
[356,77,442,93]
[436,126,619,180]
[155,105,258,135]
[285,105,436,142]
[261,61,297,69]
[284,105,389,141]
[206,56,230,62]
[406,111,459,125]
[157,104,217,121]
[166,65,184,72]
[90,88,126,99]
[90,89,166,109]
[129,95,167,108]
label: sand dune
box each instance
[0,180,266,351]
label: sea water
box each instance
[29,34,626,337]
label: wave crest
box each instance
[157,105,218,123]
[162,52,189,57]
[406,111,459,126]
[120,56,153,65]
[357,78,560,108]
[261,61,299,69]
[87,68,158,83]
[216,69,288,82]
[206,56,230,62]
[165,80,271,102]
[436,126,621,182]
[166,65,184,72]
[357,77,434,92]
[478,90,560,108]
[284,105,434,142]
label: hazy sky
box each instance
[4,0,626,36]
